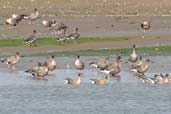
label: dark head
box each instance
[139,56,142,60]
[33,30,36,33]
[117,56,121,60]
[34,8,38,11]
[75,28,79,31]
[154,74,158,78]
[133,44,136,48]
[16,52,20,55]
[165,73,169,77]
[78,73,81,77]
[51,55,55,59]
[77,55,80,59]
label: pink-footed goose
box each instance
[1,52,21,70]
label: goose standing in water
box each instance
[89,57,111,70]
[25,62,49,80]
[47,56,56,72]
[24,8,39,24]
[101,56,121,76]
[141,21,150,38]
[128,44,138,64]
[24,30,37,46]
[1,52,21,71]
[90,76,110,85]
[64,73,81,85]
[75,55,85,73]
[131,56,149,76]
[67,28,80,40]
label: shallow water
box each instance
[0,56,171,114]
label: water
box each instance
[0,56,171,114]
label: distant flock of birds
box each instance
[5,8,151,46]
[5,8,80,46]
[1,44,171,85]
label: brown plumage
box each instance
[128,44,138,63]
[101,56,121,76]
[75,55,85,71]
[89,57,111,70]
[1,52,21,70]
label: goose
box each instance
[140,76,155,84]
[90,76,110,85]
[131,56,148,75]
[154,73,170,84]
[24,8,39,23]
[1,52,21,70]
[56,28,67,42]
[128,44,138,63]
[75,55,85,71]
[101,56,121,76]
[89,57,111,70]
[47,55,56,72]
[67,28,80,40]
[141,21,150,32]
[5,17,18,26]
[24,30,37,46]
[64,73,81,85]
[42,19,57,29]
[141,21,150,38]
[12,14,25,22]
[25,62,49,80]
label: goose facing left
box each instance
[25,62,49,80]
[1,52,21,70]
[64,73,81,85]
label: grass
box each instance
[29,45,171,57]
[0,37,130,47]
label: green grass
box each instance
[29,45,171,57]
[0,37,130,47]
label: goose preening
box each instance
[128,44,138,64]
[1,52,21,70]
[141,73,171,84]
[90,76,110,85]
[24,30,37,46]
[5,17,18,26]
[131,56,149,76]
[64,73,81,85]
[42,19,57,29]
[141,21,151,38]
[25,62,49,80]
[100,56,121,76]
[47,55,56,72]
[12,14,26,22]
[56,28,67,42]
[67,28,80,40]
[89,57,111,70]
[75,55,85,72]
[140,76,155,84]
[24,8,39,24]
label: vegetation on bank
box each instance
[30,45,171,57]
[0,37,130,47]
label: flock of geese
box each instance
[1,44,171,85]
[3,8,170,85]
[5,8,80,45]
